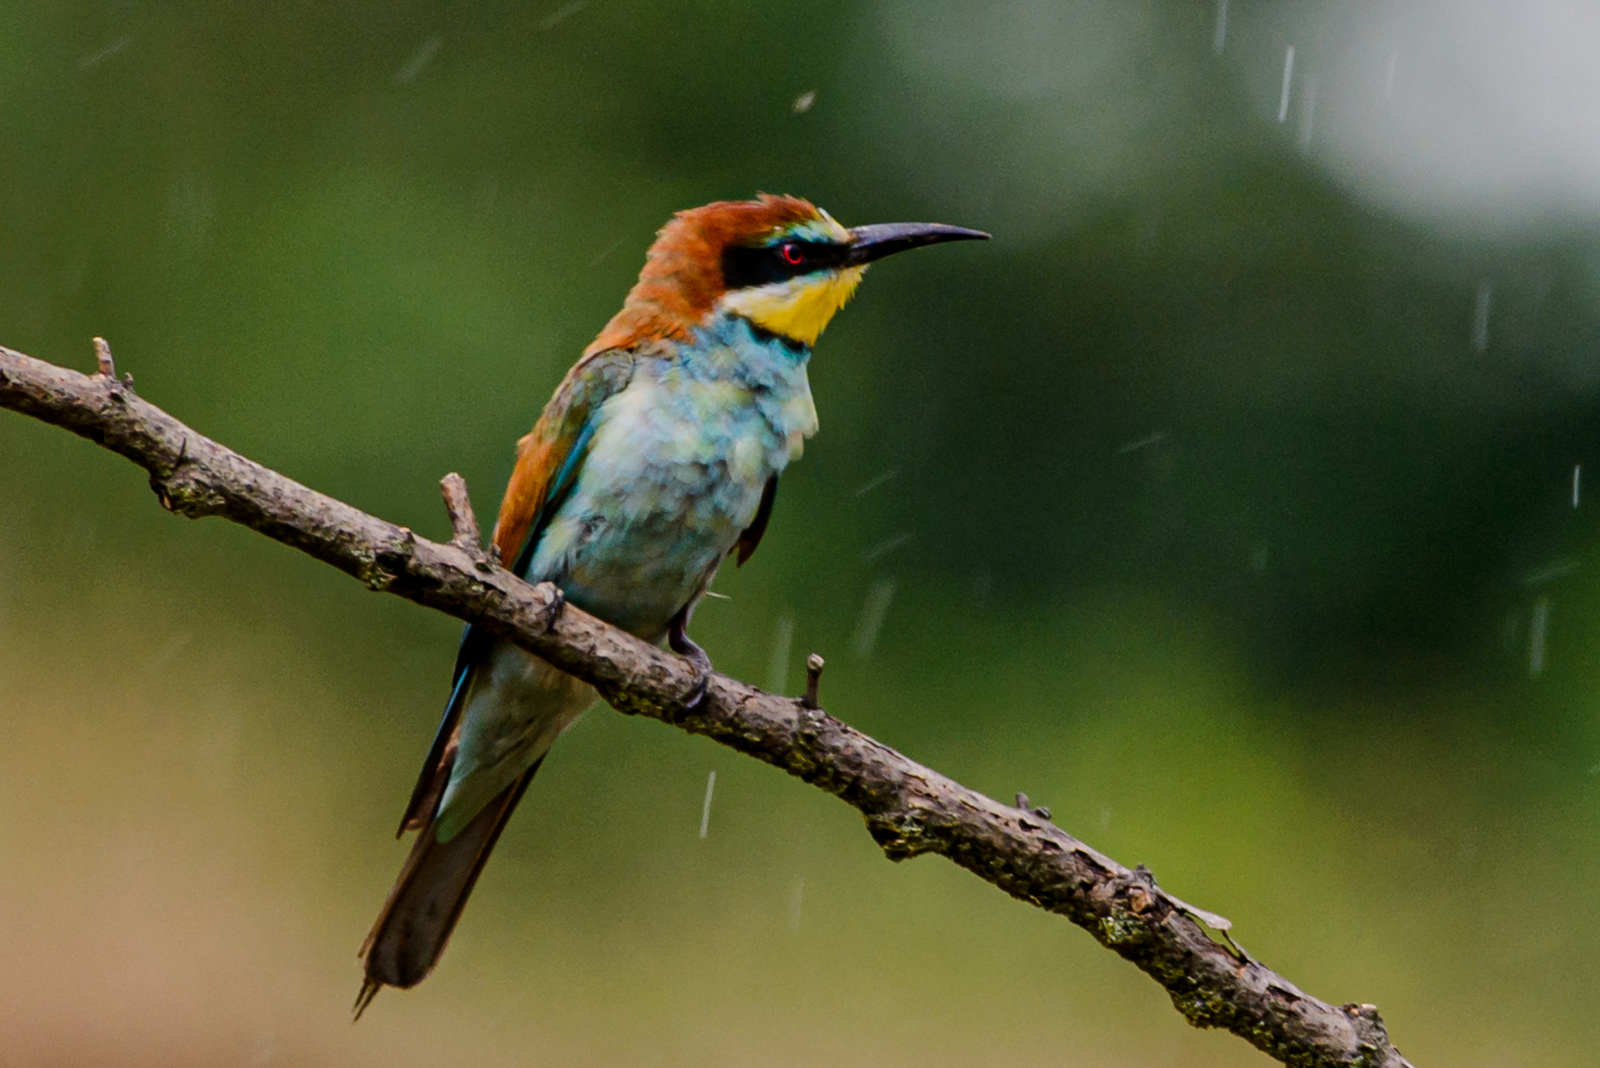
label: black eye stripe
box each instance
[722,240,849,290]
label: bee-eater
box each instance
[356,194,987,1014]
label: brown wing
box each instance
[494,347,636,571]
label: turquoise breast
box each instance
[525,314,818,639]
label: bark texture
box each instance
[0,342,1414,1068]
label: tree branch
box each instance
[0,341,1413,1068]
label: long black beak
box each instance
[845,222,991,266]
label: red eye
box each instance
[780,242,804,265]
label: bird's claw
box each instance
[668,616,713,710]
[676,643,712,710]
[681,665,710,710]
[540,584,566,631]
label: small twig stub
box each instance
[801,653,825,709]
[439,472,489,566]
[93,337,115,378]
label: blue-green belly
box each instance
[527,327,816,639]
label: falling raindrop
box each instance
[792,91,816,114]
[1213,0,1228,54]
[1278,46,1295,123]
[1385,52,1398,99]
[1529,596,1549,678]
[588,238,625,267]
[1520,559,1578,587]
[77,36,129,72]
[698,770,716,839]
[488,987,530,1029]
[394,37,441,84]
[788,878,805,933]
[768,614,794,693]
[164,173,213,247]
[854,467,900,497]
[247,1030,276,1068]
[1116,431,1169,455]
[861,531,913,564]
[1473,281,1492,352]
[1573,464,1582,508]
[852,580,896,658]
[147,629,194,673]
[539,2,586,30]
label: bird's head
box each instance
[586,194,988,355]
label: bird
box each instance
[355,194,987,1016]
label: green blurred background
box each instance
[5,2,1600,1064]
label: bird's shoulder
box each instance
[491,343,667,567]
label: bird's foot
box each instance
[539,584,566,631]
[668,616,713,710]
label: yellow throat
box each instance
[718,266,867,346]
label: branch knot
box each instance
[865,807,936,860]
[149,440,225,517]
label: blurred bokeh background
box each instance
[4,1,1600,1064]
